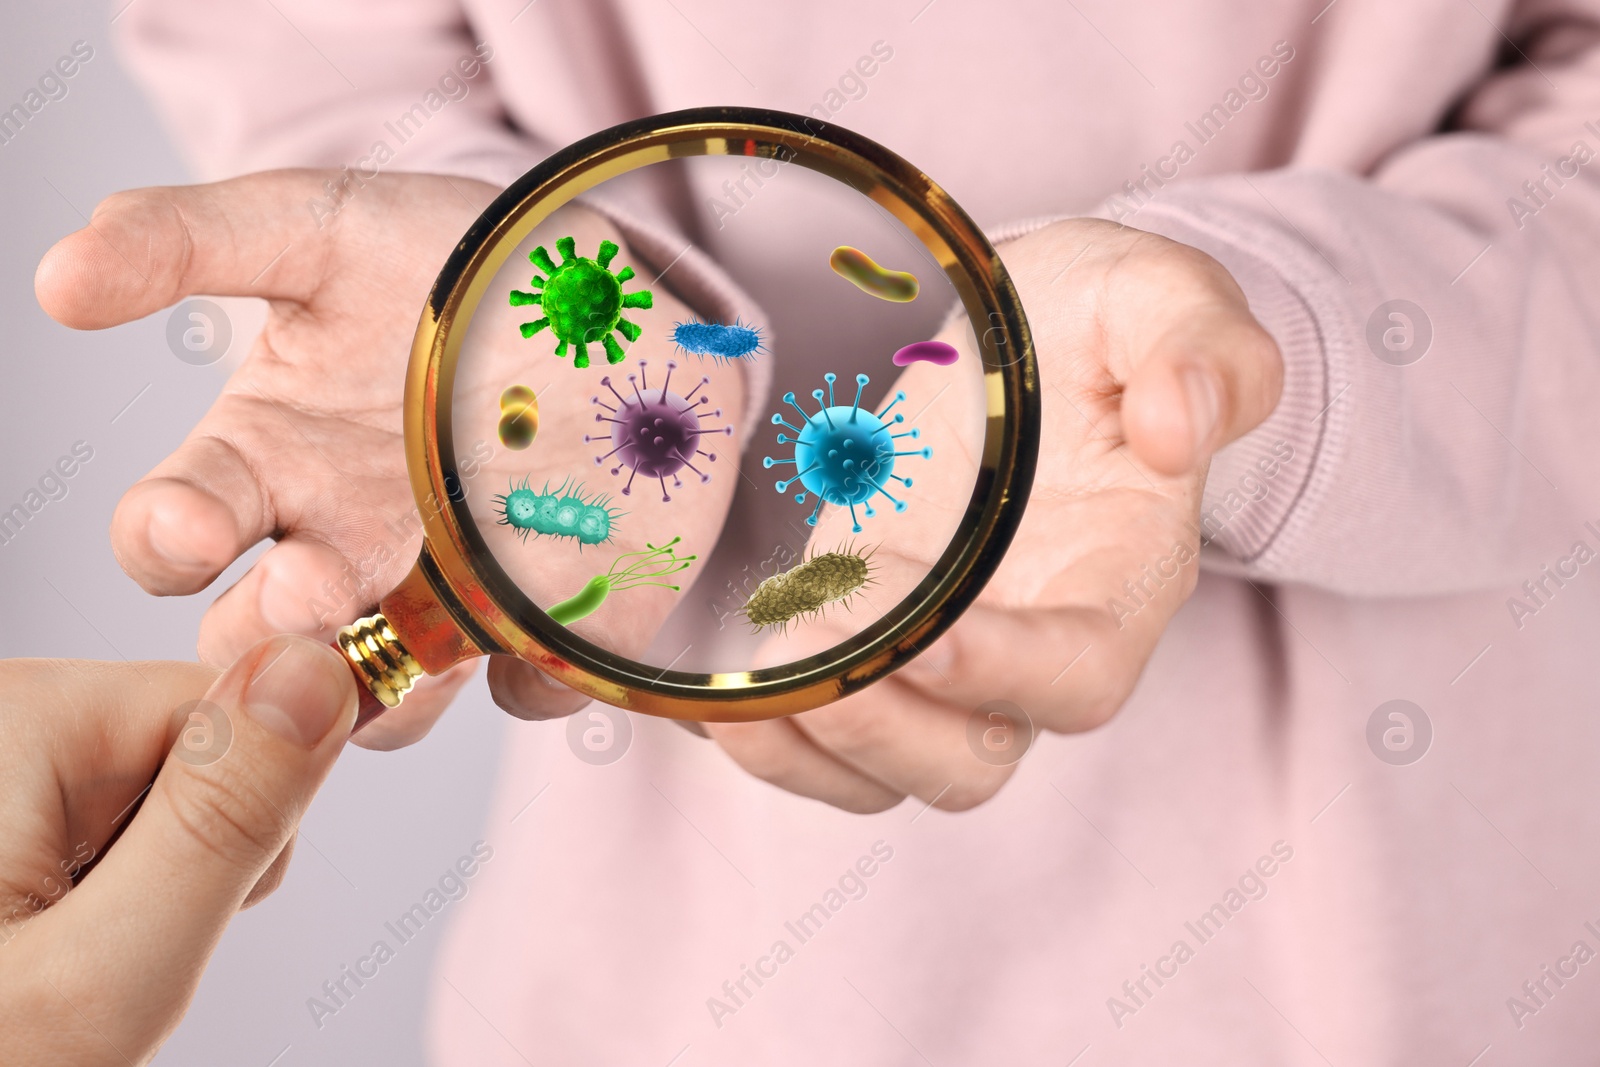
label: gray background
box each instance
[1,3,505,1063]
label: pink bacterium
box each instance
[892,340,960,367]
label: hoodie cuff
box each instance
[1123,204,1330,566]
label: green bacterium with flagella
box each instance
[509,236,654,369]
[741,544,874,633]
[548,538,697,624]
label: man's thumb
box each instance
[35,171,337,330]
[67,635,356,979]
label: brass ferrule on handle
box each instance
[335,613,424,729]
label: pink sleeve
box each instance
[117,0,541,185]
[1115,1,1600,596]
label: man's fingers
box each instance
[186,534,478,751]
[34,170,335,330]
[789,677,1015,811]
[195,537,373,667]
[715,620,1013,812]
[486,657,592,722]
[704,718,905,814]
[111,436,270,597]
[896,601,1156,736]
[351,663,479,751]
[1122,302,1284,476]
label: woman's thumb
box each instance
[1122,303,1284,476]
[59,635,355,1006]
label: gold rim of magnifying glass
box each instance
[406,106,1038,723]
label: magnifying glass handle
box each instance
[330,554,496,731]
[353,684,391,732]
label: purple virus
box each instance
[587,360,733,501]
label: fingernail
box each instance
[1181,367,1221,456]
[148,508,207,568]
[243,637,351,746]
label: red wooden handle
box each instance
[352,678,391,733]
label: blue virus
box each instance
[671,317,764,363]
[494,477,620,547]
[763,372,931,533]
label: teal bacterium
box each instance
[495,477,619,546]
[763,373,931,533]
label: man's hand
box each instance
[35,171,743,747]
[0,637,355,1064]
[705,218,1284,812]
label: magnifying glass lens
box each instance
[450,158,982,677]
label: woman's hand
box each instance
[35,171,744,746]
[706,218,1285,812]
[0,635,356,1065]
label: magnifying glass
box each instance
[331,106,1039,730]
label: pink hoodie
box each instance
[122,0,1600,1061]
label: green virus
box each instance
[495,477,619,547]
[509,236,654,369]
[548,537,697,624]
[741,544,874,633]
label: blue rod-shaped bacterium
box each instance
[671,317,765,363]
